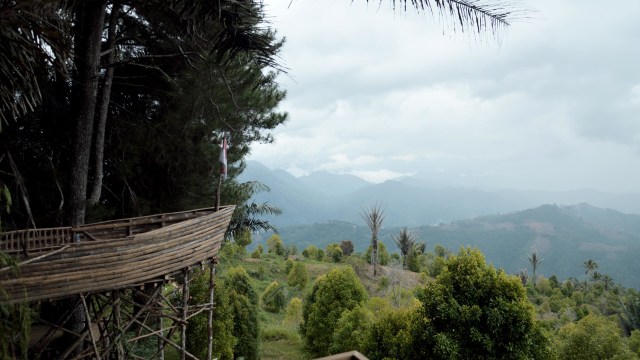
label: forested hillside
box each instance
[263,204,640,289]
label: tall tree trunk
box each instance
[66,0,107,226]
[63,1,107,356]
[89,2,119,207]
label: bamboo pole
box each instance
[207,260,216,360]
[181,268,189,360]
[80,294,102,360]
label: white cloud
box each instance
[250,0,640,193]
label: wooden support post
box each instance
[181,268,190,360]
[207,260,216,360]
[80,294,102,360]
[158,304,165,360]
[114,290,125,360]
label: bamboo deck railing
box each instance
[0,206,235,304]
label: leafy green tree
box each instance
[629,330,640,356]
[326,243,343,262]
[406,246,422,272]
[261,281,286,313]
[315,249,325,262]
[364,305,419,360]
[412,247,552,359]
[234,228,252,251]
[301,267,367,357]
[283,297,303,325]
[331,305,373,355]
[288,261,308,290]
[555,314,636,360]
[285,258,295,274]
[266,234,285,255]
[226,267,259,360]
[365,242,390,266]
[302,245,318,259]
[250,248,261,259]
[187,272,236,360]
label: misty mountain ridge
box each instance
[238,161,640,227]
[261,203,640,289]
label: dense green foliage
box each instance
[411,247,552,359]
[226,267,260,360]
[555,314,636,360]
[186,272,236,360]
[301,267,368,357]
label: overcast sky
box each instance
[248,0,640,193]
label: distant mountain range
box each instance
[239,161,640,288]
[258,203,640,289]
[238,161,640,227]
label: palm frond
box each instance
[378,0,526,32]
[0,0,71,129]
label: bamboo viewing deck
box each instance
[0,205,235,304]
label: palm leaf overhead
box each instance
[0,0,70,129]
[377,0,520,32]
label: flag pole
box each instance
[215,132,228,211]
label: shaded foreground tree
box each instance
[411,247,552,359]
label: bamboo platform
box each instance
[0,205,235,304]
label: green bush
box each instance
[261,281,286,313]
[412,247,553,359]
[287,262,308,290]
[283,297,303,325]
[284,258,294,274]
[266,234,285,256]
[302,245,318,259]
[555,314,636,360]
[186,271,236,360]
[326,243,343,262]
[301,267,367,357]
[226,267,259,360]
[365,242,390,266]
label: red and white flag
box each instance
[219,132,228,179]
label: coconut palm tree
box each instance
[583,259,599,276]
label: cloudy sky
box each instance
[248,0,640,193]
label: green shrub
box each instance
[301,267,367,357]
[283,297,303,325]
[284,258,294,274]
[365,242,390,266]
[287,262,308,290]
[262,281,286,313]
[266,234,285,256]
[302,245,318,259]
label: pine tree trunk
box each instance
[89,2,119,207]
[66,0,107,226]
[63,1,107,355]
